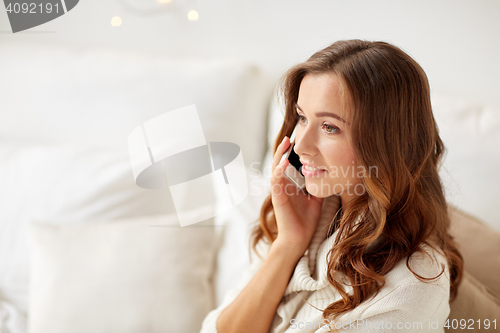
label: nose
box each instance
[293,125,318,158]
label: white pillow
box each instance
[214,166,271,306]
[0,141,177,316]
[0,300,26,333]
[431,92,500,231]
[28,213,217,333]
[261,88,285,176]
[0,41,273,319]
[0,40,273,168]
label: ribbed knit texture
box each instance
[200,194,450,333]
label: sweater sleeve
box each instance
[199,241,269,333]
[315,282,450,333]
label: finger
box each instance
[272,156,289,181]
[271,158,290,197]
[272,136,290,171]
[271,158,291,196]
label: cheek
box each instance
[323,147,361,182]
[339,144,357,168]
[324,144,356,168]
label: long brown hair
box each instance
[250,39,463,322]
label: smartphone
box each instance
[279,125,306,192]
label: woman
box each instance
[200,39,463,333]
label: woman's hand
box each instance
[270,136,325,257]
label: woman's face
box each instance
[293,73,363,205]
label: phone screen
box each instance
[286,125,303,175]
[287,142,303,176]
[279,125,306,191]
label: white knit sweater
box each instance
[200,194,451,333]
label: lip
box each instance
[300,160,327,171]
[300,166,327,177]
[300,162,328,177]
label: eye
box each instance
[323,123,339,134]
[295,113,340,135]
[296,114,307,124]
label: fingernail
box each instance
[282,136,287,143]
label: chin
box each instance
[305,181,333,198]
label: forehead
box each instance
[296,73,350,120]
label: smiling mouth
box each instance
[302,165,326,172]
[300,165,328,178]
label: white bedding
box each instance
[0,301,25,333]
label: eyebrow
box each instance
[295,103,347,124]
